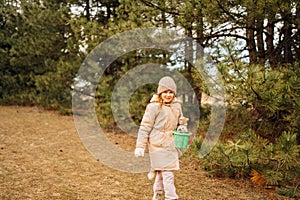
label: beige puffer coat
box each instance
[136,95,183,171]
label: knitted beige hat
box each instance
[157,76,177,95]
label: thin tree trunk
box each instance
[85,0,90,20]
[295,3,300,62]
[246,27,257,64]
[194,6,204,105]
[283,23,293,63]
[256,19,265,64]
[265,17,276,67]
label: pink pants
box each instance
[153,171,178,200]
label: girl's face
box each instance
[161,90,175,103]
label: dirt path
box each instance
[0,106,290,199]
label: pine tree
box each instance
[0,1,80,111]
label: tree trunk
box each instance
[295,3,300,62]
[85,0,90,20]
[265,17,276,67]
[246,26,257,64]
[283,23,293,63]
[256,19,265,64]
[194,7,204,105]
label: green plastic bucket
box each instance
[173,131,192,149]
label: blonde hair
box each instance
[157,93,163,108]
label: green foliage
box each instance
[277,186,300,198]
[93,49,176,129]
[188,135,204,157]
[2,0,299,116]
[0,1,80,112]
[129,84,156,125]
[219,62,300,143]
[196,129,300,197]
[34,57,81,114]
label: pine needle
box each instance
[250,169,266,187]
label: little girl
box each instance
[135,76,183,200]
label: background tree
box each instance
[0,0,80,112]
[202,0,300,66]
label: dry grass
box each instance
[0,106,291,199]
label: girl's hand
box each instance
[134,148,145,157]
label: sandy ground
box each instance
[0,106,292,200]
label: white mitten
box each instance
[147,170,156,180]
[134,148,145,157]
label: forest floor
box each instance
[0,106,294,200]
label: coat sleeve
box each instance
[136,103,159,149]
